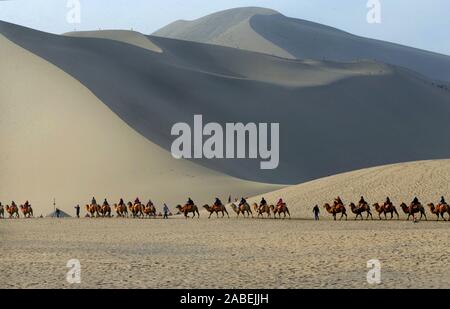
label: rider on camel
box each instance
[214,197,222,207]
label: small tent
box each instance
[46,209,72,218]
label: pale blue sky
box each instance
[1,0,449,55]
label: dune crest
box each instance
[65,29,163,53]
[155,7,450,82]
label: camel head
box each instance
[427,203,435,210]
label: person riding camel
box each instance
[384,197,392,207]
[239,197,247,207]
[358,196,367,207]
[214,197,222,207]
[334,196,343,206]
[186,197,194,207]
[11,201,17,207]
[91,197,97,206]
[134,197,141,205]
[260,197,267,207]
[119,198,125,206]
[411,197,420,207]
[147,200,153,206]
[276,198,284,209]
[440,196,447,205]
[103,199,109,206]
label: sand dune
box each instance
[0,33,279,215]
[1,20,450,185]
[248,160,450,219]
[154,7,450,82]
[64,30,162,53]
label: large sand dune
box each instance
[1,20,450,185]
[0,33,279,215]
[154,7,450,82]
[248,159,450,219]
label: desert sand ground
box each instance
[1,217,449,289]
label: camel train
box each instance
[2,196,449,222]
[323,196,450,221]
[0,201,33,219]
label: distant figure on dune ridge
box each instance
[313,205,320,221]
[55,208,61,218]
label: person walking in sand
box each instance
[313,205,320,221]
[74,205,80,218]
[163,203,170,219]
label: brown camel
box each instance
[114,203,128,218]
[349,203,373,220]
[128,202,144,218]
[143,202,157,218]
[6,205,20,219]
[0,204,4,219]
[253,203,271,218]
[427,203,448,221]
[97,204,111,217]
[203,204,230,219]
[323,203,347,221]
[270,203,291,219]
[176,204,200,219]
[230,202,253,218]
[85,204,100,218]
[20,204,34,218]
[399,203,426,221]
[373,202,399,220]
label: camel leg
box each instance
[225,210,230,218]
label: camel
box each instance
[114,203,128,218]
[0,204,4,219]
[19,204,34,218]
[143,202,157,218]
[203,204,230,219]
[230,202,253,218]
[253,203,271,218]
[399,203,426,221]
[427,203,448,221]
[5,205,19,219]
[323,203,347,221]
[349,203,372,220]
[270,203,291,219]
[85,204,100,218]
[373,202,399,220]
[128,202,144,218]
[176,204,200,219]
